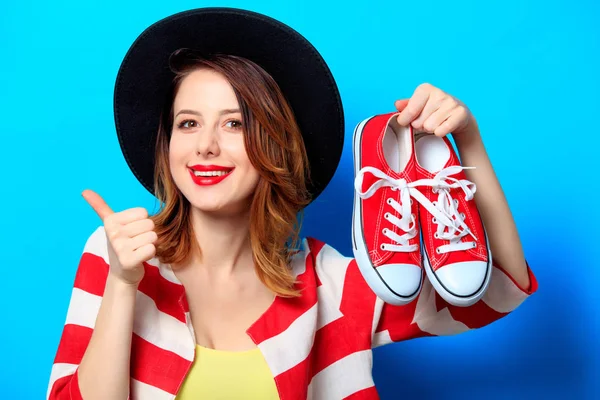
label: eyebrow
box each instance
[174,108,241,118]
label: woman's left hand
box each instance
[394,83,477,140]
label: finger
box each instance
[128,231,158,252]
[121,218,155,238]
[394,99,410,112]
[410,97,446,131]
[433,107,465,137]
[113,207,150,226]
[396,87,431,126]
[132,243,157,264]
[420,102,456,133]
[82,189,114,221]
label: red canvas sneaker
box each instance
[413,132,492,306]
[352,112,423,305]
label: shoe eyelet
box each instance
[411,213,415,220]
[432,201,437,206]
[460,212,465,219]
[387,198,392,205]
[380,244,386,250]
[384,212,390,219]
[434,232,439,239]
[432,188,438,194]
[391,187,398,191]
[410,199,413,205]
[382,228,388,234]
[432,217,437,223]
[435,248,441,254]
[472,242,477,248]
[454,199,459,207]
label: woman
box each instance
[47,7,537,400]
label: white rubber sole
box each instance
[351,116,422,306]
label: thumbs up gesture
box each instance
[82,189,158,285]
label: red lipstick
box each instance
[188,165,233,186]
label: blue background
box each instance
[1,0,598,398]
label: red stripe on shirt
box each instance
[73,253,109,296]
[54,324,93,364]
[376,301,430,341]
[440,295,506,329]
[75,252,187,323]
[130,333,191,395]
[247,245,319,344]
[273,356,310,400]
[138,262,187,323]
[339,259,379,338]
[48,372,84,400]
[52,322,191,397]
[310,316,371,377]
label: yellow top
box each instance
[176,345,280,399]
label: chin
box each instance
[187,196,227,211]
[188,196,251,216]
[175,175,256,215]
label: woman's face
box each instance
[169,68,260,215]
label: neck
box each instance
[189,207,254,277]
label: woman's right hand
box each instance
[82,189,157,286]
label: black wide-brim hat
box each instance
[114,7,344,202]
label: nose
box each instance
[195,125,220,157]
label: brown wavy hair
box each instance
[149,49,311,297]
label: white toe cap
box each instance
[436,261,489,296]
[377,263,422,297]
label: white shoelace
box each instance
[355,166,478,254]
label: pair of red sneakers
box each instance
[352,112,492,307]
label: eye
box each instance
[177,119,198,129]
[226,119,243,130]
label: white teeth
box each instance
[193,170,230,177]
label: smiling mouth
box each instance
[190,170,232,177]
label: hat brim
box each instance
[114,7,344,201]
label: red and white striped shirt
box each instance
[47,225,537,399]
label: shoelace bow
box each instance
[355,166,478,254]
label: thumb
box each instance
[82,189,114,221]
[394,99,409,111]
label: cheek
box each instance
[221,137,253,168]
[237,149,258,178]
[167,147,178,171]
[225,143,259,183]
[168,136,189,164]
[237,149,253,169]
